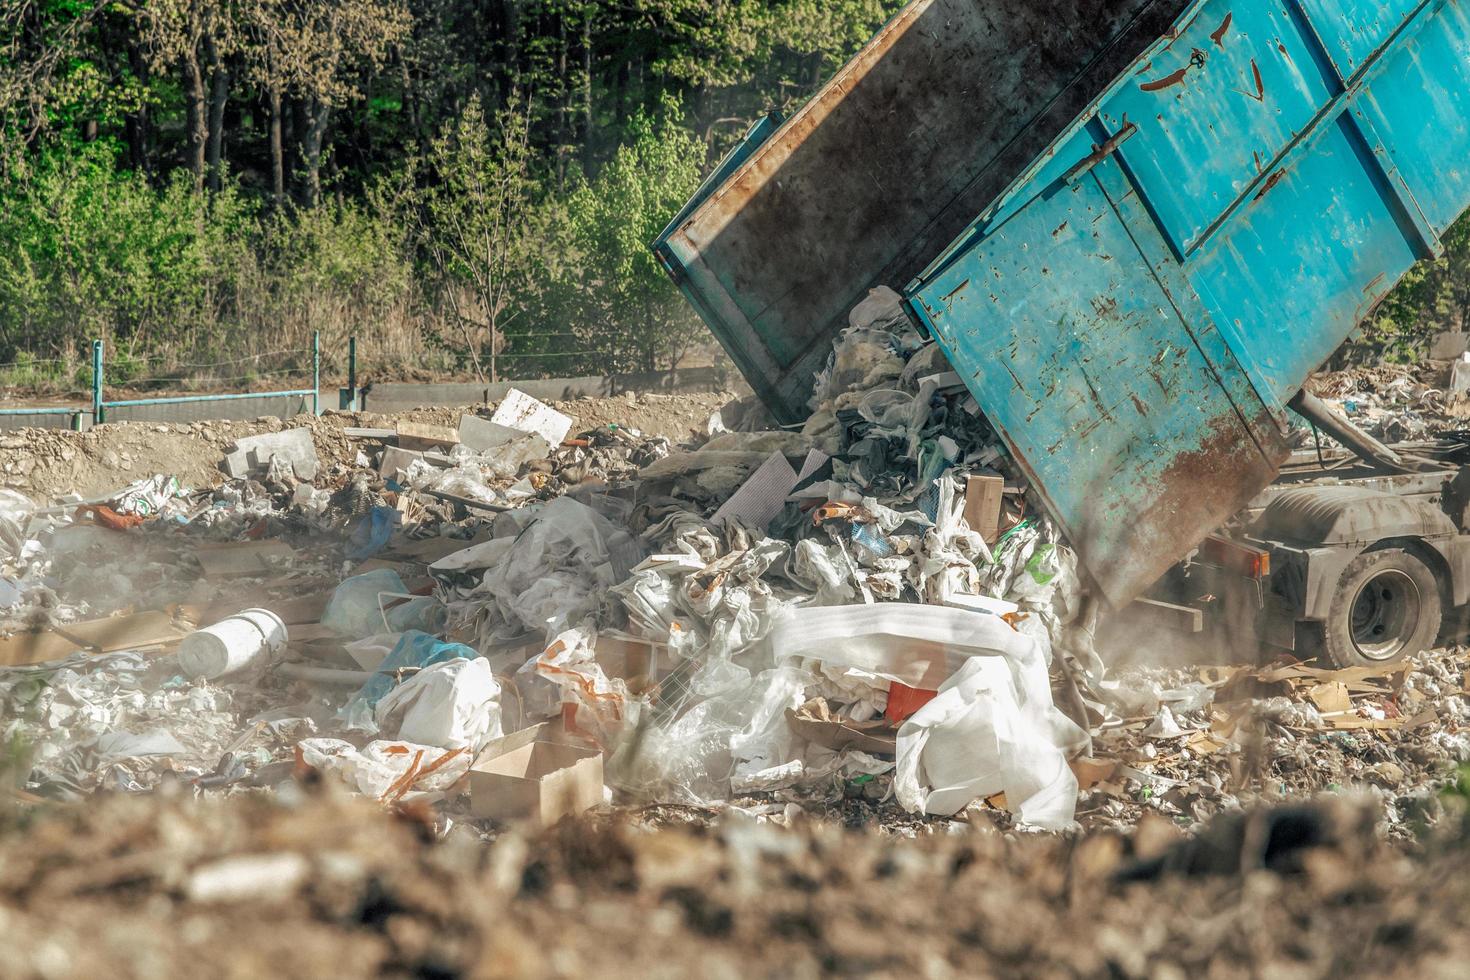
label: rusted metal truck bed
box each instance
[654,0,1191,423]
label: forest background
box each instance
[1,1,1465,390]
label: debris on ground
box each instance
[7,303,1470,974]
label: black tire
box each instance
[1320,548,1442,669]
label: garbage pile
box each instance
[5,289,1470,835]
[1306,359,1470,444]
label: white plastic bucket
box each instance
[179,608,288,680]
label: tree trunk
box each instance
[183,54,207,191]
[556,10,568,189]
[125,41,151,175]
[203,35,228,191]
[303,99,332,207]
[269,86,284,208]
[581,4,593,166]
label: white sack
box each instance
[894,654,1083,830]
[373,657,502,750]
[768,603,1086,830]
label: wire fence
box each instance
[1,332,719,429]
[0,335,320,428]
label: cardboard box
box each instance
[963,471,1005,544]
[396,421,461,452]
[470,738,603,826]
[593,632,673,694]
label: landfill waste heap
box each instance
[6,287,1470,846]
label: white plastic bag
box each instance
[769,602,1086,829]
[893,654,1084,830]
[373,657,502,750]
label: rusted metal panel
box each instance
[908,149,1291,605]
[656,0,1192,423]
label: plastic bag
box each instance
[324,569,443,638]
[346,506,400,560]
[894,653,1084,830]
[341,631,481,730]
[374,656,502,750]
[461,496,643,640]
[298,737,472,799]
[322,569,407,638]
[609,663,812,805]
[529,627,630,745]
[112,474,186,517]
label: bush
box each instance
[0,144,253,365]
[536,103,708,374]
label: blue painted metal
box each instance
[906,0,1470,603]
[311,330,321,416]
[91,339,104,424]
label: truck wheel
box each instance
[1320,548,1441,669]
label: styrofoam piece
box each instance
[490,388,573,447]
[179,607,287,679]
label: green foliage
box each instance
[1356,213,1470,363]
[0,1,911,383]
[414,93,539,381]
[0,142,254,361]
[544,101,707,372]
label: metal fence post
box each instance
[348,335,357,411]
[311,331,321,416]
[91,339,104,425]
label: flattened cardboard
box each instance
[787,699,898,755]
[0,610,190,667]
[963,471,1004,543]
[194,540,297,579]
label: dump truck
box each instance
[654,0,1470,667]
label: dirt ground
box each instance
[0,391,734,503]
[1,786,1468,979]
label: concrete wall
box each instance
[1,366,735,432]
[0,409,87,432]
[101,393,314,425]
[357,366,733,413]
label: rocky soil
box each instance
[1,786,1467,979]
[0,391,733,503]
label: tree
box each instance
[548,101,706,372]
[239,0,409,206]
[139,0,236,191]
[416,93,538,382]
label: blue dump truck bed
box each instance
[656,0,1470,606]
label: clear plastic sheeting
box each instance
[442,496,644,645]
[610,662,813,805]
